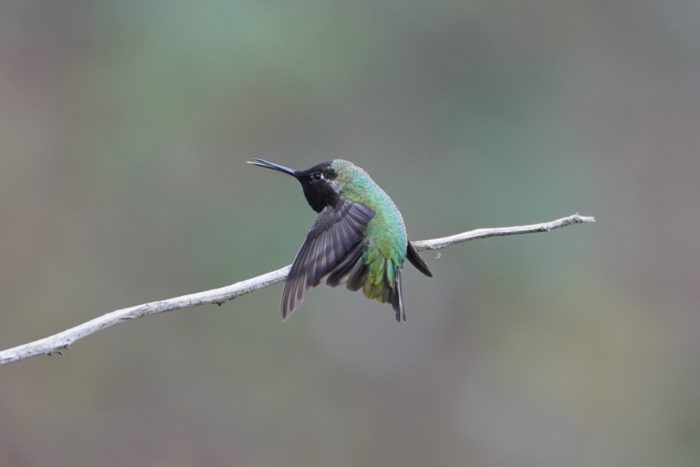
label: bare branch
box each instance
[412,213,595,250]
[0,213,594,366]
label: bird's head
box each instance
[248,158,358,212]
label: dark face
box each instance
[295,162,339,212]
[247,158,339,213]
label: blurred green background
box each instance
[1,1,698,466]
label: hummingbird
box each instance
[247,158,432,322]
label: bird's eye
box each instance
[312,172,322,181]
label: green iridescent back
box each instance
[330,160,407,302]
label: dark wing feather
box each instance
[407,241,432,277]
[326,243,365,287]
[345,261,369,292]
[281,200,374,319]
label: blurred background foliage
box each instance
[1,1,699,466]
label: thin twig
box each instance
[0,213,594,366]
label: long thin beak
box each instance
[247,158,297,177]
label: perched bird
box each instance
[247,158,432,322]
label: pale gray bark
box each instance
[0,213,594,366]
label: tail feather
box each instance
[345,250,407,323]
[390,271,405,322]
